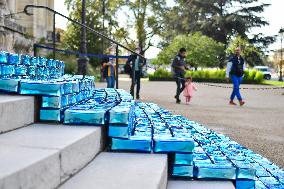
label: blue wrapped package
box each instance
[39,57,47,67]
[258,176,283,188]
[14,65,27,77]
[40,109,61,122]
[63,82,73,94]
[255,181,268,189]
[31,57,39,66]
[42,96,61,108]
[64,108,106,125]
[154,135,195,153]
[20,81,64,96]
[0,79,19,92]
[1,65,15,78]
[109,106,132,124]
[8,53,20,65]
[111,135,152,152]
[174,153,193,165]
[233,161,256,180]
[172,165,194,177]
[0,51,8,64]
[21,55,31,65]
[236,179,255,189]
[108,124,130,139]
[195,163,236,179]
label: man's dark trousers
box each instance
[130,71,141,97]
[175,73,185,100]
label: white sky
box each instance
[54,0,284,58]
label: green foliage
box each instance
[153,33,224,68]
[226,36,264,66]
[162,0,273,49]
[149,68,264,83]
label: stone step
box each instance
[59,152,168,189]
[0,95,35,133]
[167,180,235,189]
[0,124,103,189]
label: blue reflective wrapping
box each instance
[20,81,63,96]
[42,96,61,108]
[40,109,61,121]
[8,53,20,65]
[236,179,255,189]
[172,165,194,177]
[195,163,237,179]
[109,107,131,124]
[108,125,129,138]
[154,136,195,153]
[174,153,193,165]
[111,137,152,152]
[15,65,27,76]
[0,51,8,64]
[0,79,19,92]
[64,108,106,125]
[258,176,283,188]
[2,65,15,77]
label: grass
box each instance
[262,80,284,86]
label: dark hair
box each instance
[179,48,186,53]
[102,57,109,64]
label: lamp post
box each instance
[279,28,284,81]
[77,0,89,76]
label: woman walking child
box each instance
[183,76,197,104]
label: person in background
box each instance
[226,47,246,106]
[126,47,145,100]
[183,76,197,104]
[172,48,189,104]
[102,57,116,88]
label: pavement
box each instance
[97,78,284,169]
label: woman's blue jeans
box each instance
[230,75,243,101]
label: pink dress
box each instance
[183,82,197,97]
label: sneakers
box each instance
[175,95,181,104]
[229,100,245,106]
[239,100,245,106]
[229,100,237,105]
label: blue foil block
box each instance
[72,81,79,93]
[258,176,283,188]
[236,179,255,189]
[27,66,36,77]
[39,57,47,67]
[174,153,193,165]
[108,124,129,138]
[63,82,73,94]
[31,57,39,66]
[42,96,61,108]
[1,65,15,77]
[232,161,256,180]
[15,65,27,76]
[255,181,268,189]
[0,51,8,63]
[20,81,63,96]
[40,109,61,122]
[154,136,195,153]
[172,165,194,177]
[0,79,19,92]
[8,53,20,65]
[21,55,31,65]
[195,163,236,179]
[109,107,131,124]
[64,108,106,125]
[111,136,152,152]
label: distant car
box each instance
[253,66,272,80]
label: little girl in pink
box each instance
[183,76,197,104]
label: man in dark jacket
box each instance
[172,48,188,104]
[226,47,246,106]
[126,48,145,99]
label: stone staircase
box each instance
[0,95,169,189]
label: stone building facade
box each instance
[0,0,54,53]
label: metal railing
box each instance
[23,5,145,94]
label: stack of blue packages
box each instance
[0,52,21,92]
[39,76,95,122]
[64,88,124,125]
[111,104,152,152]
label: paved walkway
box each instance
[97,79,284,168]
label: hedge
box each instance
[148,68,264,84]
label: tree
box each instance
[63,0,123,68]
[226,36,264,67]
[162,0,275,67]
[153,33,224,68]
[120,0,167,55]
